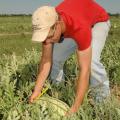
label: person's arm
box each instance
[29,42,53,103]
[66,46,92,115]
[76,45,92,103]
[34,42,53,92]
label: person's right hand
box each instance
[29,90,41,103]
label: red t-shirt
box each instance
[55,0,109,51]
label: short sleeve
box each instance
[73,26,92,51]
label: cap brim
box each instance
[32,28,50,42]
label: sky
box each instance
[0,0,120,14]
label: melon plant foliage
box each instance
[0,48,120,120]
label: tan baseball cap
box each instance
[32,6,58,42]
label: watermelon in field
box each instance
[35,95,70,117]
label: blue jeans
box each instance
[49,20,111,102]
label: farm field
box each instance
[0,15,120,120]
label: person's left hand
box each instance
[65,104,79,117]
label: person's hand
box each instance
[65,104,79,117]
[44,38,60,44]
[29,89,41,103]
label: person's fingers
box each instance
[29,95,34,103]
[29,93,39,103]
[45,41,51,44]
[46,39,53,43]
[65,111,70,116]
